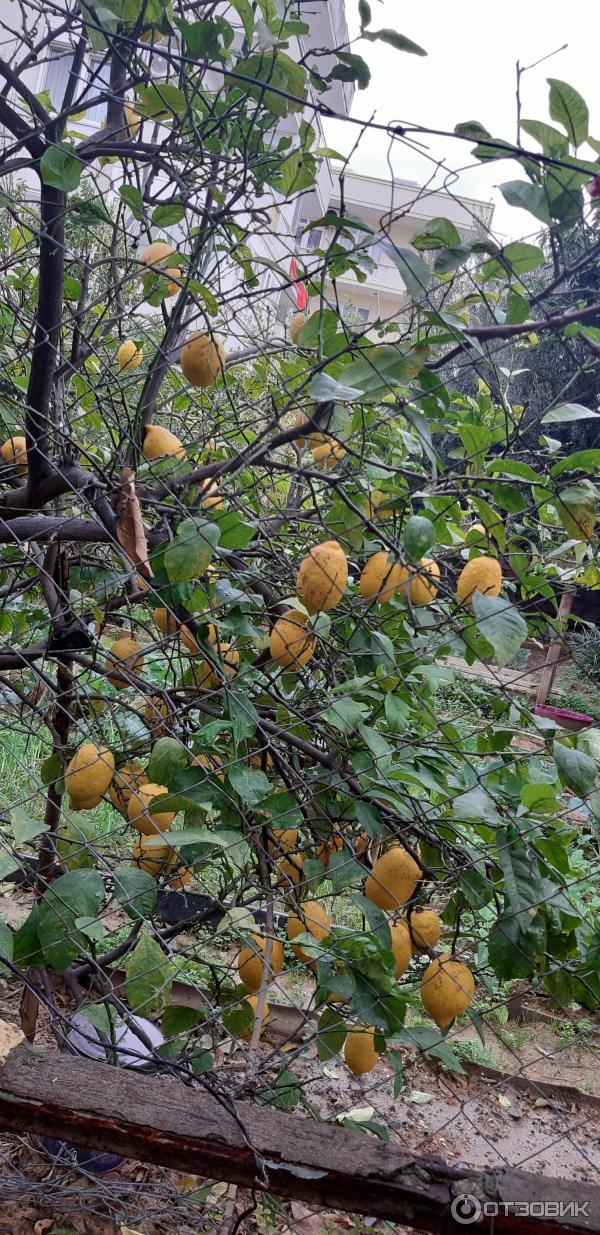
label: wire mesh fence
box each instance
[0,0,599,1231]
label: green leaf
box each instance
[506,290,531,325]
[550,450,600,477]
[410,217,460,250]
[482,241,545,280]
[457,423,491,466]
[471,592,527,667]
[322,697,369,734]
[280,148,316,196]
[40,143,81,192]
[177,16,231,57]
[433,245,472,273]
[499,180,551,224]
[520,782,558,814]
[124,930,174,1014]
[316,1006,346,1060]
[215,510,256,549]
[361,28,426,56]
[227,763,270,804]
[38,870,104,974]
[222,997,254,1038]
[553,741,597,796]
[147,736,189,785]
[403,515,435,562]
[152,203,185,228]
[113,862,157,921]
[227,690,259,743]
[384,694,409,734]
[119,184,144,220]
[339,344,427,401]
[521,118,569,157]
[40,753,61,786]
[64,276,82,301]
[12,907,43,966]
[0,920,13,972]
[162,1005,204,1037]
[10,808,48,844]
[265,1069,300,1111]
[453,785,503,826]
[483,481,526,513]
[229,0,254,41]
[136,83,187,119]
[377,242,429,299]
[547,78,589,147]
[228,51,307,116]
[541,403,600,425]
[329,52,371,90]
[164,517,220,583]
[358,0,371,28]
[308,372,362,402]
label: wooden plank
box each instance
[535,591,574,709]
[443,657,541,695]
[0,1044,599,1233]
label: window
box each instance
[44,49,111,125]
[342,303,370,327]
[305,227,324,251]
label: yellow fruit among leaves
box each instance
[238,935,284,992]
[123,102,141,139]
[106,636,144,689]
[199,480,224,510]
[365,847,421,912]
[344,1025,379,1076]
[421,953,475,1028]
[140,241,181,298]
[128,783,174,835]
[131,835,172,877]
[287,901,331,964]
[406,908,441,954]
[311,438,345,469]
[111,761,148,816]
[290,312,306,345]
[276,852,304,888]
[359,552,406,604]
[267,827,298,855]
[401,557,440,607]
[0,435,27,474]
[193,644,239,689]
[456,556,502,606]
[180,333,225,387]
[270,611,315,670]
[389,921,412,978]
[65,743,115,810]
[118,339,142,372]
[143,425,186,462]
[296,540,348,614]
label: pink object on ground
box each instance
[534,704,594,732]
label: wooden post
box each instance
[535,588,575,710]
[0,1044,598,1233]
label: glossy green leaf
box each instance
[40,143,81,192]
[547,78,589,147]
[471,592,527,667]
[165,517,220,583]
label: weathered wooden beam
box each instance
[0,1045,598,1233]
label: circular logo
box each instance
[451,1194,483,1224]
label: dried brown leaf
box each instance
[116,467,153,579]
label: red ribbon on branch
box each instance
[290,257,308,310]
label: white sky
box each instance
[325,0,598,241]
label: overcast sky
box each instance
[325,0,598,241]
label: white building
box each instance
[0,0,493,342]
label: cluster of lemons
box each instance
[63,741,190,887]
[235,840,475,1072]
